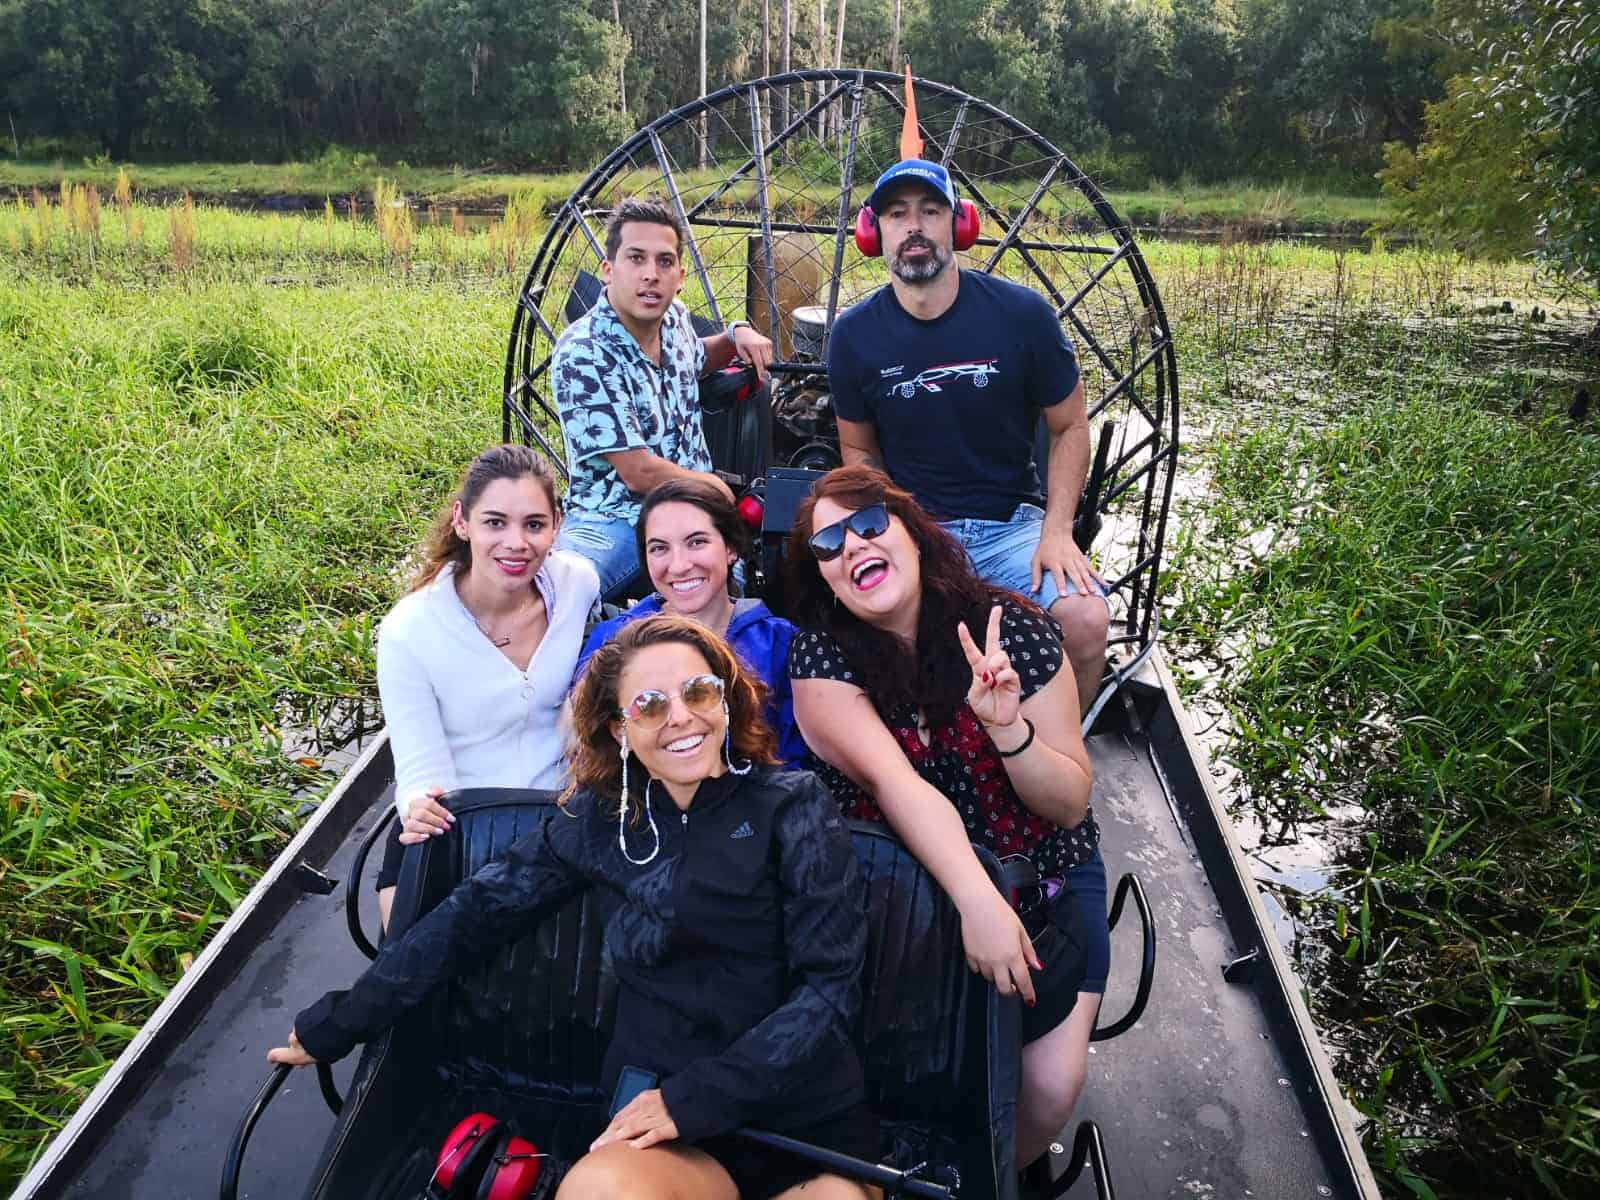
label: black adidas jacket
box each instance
[294,767,867,1142]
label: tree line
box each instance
[1,0,1442,179]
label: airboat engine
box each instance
[767,303,839,472]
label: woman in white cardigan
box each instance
[373,445,600,926]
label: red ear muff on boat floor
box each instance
[853,200,982,257]
[428,1113,546,1200]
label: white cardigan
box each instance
[376,551,600,819]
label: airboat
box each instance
[10,71,1379,1200]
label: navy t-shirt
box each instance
[826,271,1080,521]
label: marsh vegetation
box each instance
[1,190,1594,1197]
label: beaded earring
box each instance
[617,730,661,865]
[722,701,752,776]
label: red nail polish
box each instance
[1026,998,1036,1007]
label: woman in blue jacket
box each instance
[270,616,876,1200]
[575,478,805,766]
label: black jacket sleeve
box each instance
[294,810,590,1063]
[659,775,865,1141]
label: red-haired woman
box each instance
[786,466,1104,1172]
[270,615,879,1200]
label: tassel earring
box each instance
[617,732,661,865]
[723,701,752,775]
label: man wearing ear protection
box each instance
[829,158,1109,714]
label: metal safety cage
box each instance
[503,68,1179,654]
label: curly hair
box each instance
[412,445,562,591]
[784,465,1030,724]
[565,615,779,819]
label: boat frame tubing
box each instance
[11,734,394,1200]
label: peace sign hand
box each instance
[957,604,1022,729]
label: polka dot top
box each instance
[788,596,1099,877]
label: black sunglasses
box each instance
[808,503,892,562]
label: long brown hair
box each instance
[635,477,752,598]
[785,465,1023,723]
[411,445,561,591]
[565,615,779,819]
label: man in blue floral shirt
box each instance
[553,197,773,597]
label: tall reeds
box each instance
[168,193,197,273]
[372,177,414,263]
[114,167,143,246]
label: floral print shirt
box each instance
[552,293,711,522]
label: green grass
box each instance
[0,158,590,211]
[0,256,519,1185]
[0,158,1391,230]
[1110,178,1389,230]
[1165,250,1599,1196]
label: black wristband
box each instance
[992,716,1036,758]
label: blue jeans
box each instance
[1057,848,1110,994]
[557,515,641,599]
[940,503,1110,611]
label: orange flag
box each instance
[899,63,923,161]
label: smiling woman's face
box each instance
[644,501,738,619]
[452,475,558,596]
[611,641,727,795]
[811,496,921,628]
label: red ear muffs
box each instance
[854,199,981,257]
[952,198,980,251]
[430,1114,506,1198]
[854,206,881,257]
[479,1130,543,1200]
[429,1113,545,1200]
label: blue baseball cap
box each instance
[866,158,956,214]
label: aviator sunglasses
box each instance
[807,503,892,562]
[618,673,725,731]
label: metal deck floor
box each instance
[1067,730,1340,1199]
[47,731,1340,1199]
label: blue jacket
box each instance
[576,595,806,768]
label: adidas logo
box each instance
[730,820,755,840]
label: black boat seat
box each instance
[302,788,1021,1200]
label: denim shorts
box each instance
[1020,846,1110,1042]
[1057,846,1110,994]
[940,503,1110,612]
[556,514,642,600]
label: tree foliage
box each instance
[0,0,1446,180]
[1380,0,1600,284]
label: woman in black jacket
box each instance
[269,615,879,1200]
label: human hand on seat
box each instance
[266,1027,318,1067]
[399,785,454,844]
[958,888,1041,1006]
[958,604,1022,730]
[730,323,774,380]
[1030,526,1103,601]
[590,1088,680,1151]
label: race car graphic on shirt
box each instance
[887,359,1000,399]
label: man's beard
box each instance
[888,236,952,284]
